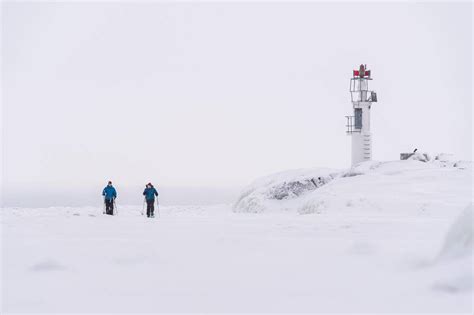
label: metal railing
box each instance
[345,116,361,134]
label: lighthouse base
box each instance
[352,133,372,166]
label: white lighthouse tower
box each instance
[346,64,377,166]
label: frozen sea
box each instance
[2,160,472,313]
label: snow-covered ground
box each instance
[1,160,472,313]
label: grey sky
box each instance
[2,2,472,206]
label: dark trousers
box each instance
[105,199,114,215]
[146,199,155,217]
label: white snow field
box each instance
[2,159,473,313]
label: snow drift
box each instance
[439,204,473,260]
[430,204,473,293]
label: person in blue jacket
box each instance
[102,181,117,215]
[143,183,158,218]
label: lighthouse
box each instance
[346,64,377,166]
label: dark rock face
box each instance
[233,168,340,213]
[400,152,430,162]
[268,177,328,200]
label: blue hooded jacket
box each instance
[102,185,117,201]
[143,186,158,201]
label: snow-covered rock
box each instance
[407,152,431,162]
[401,152,471,168]
[233,168,339,213]
[431,153,471,168]
[435,153,456,163]
[452,160,472,169]
[234,160,472,215]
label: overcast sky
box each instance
[2,2,472,206]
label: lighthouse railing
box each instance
[345,116,362,134]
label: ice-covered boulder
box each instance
[234,159,472,215]
[432,153,472,169]
[452,160,472,170]
[408,152,431,162]
[434,153,455,163]
[400,152,470,168]
[233,168,340,213]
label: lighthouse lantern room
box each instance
[346,64,377,166]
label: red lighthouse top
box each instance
[353,64,371,78]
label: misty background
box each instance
[2,2,472,207]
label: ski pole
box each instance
[103,197,106,214]
[157,198,160,218]
[113,198,118,216]
[141,197,145,216]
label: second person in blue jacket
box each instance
[102,181,117,215]
[143,183,159,218]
